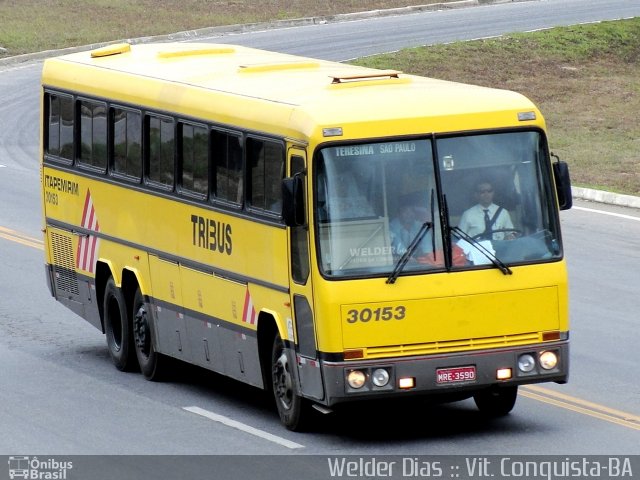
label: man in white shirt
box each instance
[458,181,514,240]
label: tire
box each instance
[271,332,313,431]
[103,277,137,371]
[131,287,167,380]
[473,386,518,417]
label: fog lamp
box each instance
[539,351,558,370]
[347,370,367,389]
[518,354,536,373]
[398,377,415,389]
[372,368,390,387]
[496,368,512,380]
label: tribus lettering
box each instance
[190,214,233,255]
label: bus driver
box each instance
[458,180,515,241]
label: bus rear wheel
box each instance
[473,386,518,417]
[271,333,312,431]
[132,287,166,380]
[103,277,137,371]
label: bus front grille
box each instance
[363,332,542,359]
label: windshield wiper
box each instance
[450,226,513,275]
[387,189,437,284]
[386,221,433,284]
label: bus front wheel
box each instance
[473,386,518,417]
[271,333,312,431]
[103,277,136,371]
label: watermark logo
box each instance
[8,457,73,480]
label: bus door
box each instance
[287,147,324,401]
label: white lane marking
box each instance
[183,406,305,450]
[573,206,640,222]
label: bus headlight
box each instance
[518,354,536,373]
[347,370,367,389]
[539,351,558,370]
[371,368,390,387]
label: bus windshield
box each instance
[315,131,562,278]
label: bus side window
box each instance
[78,99,108,172]
[179,121,208,197]
[46,92,75,162]
[247,137,284,214]
[146,114,175,189]
[212,130,243,205]
[112,107,142,181]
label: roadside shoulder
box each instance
[573,187,640,210]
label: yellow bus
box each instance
[41,42,572,430]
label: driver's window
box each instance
[290,154,309,284]
[438,131,561,266]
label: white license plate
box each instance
[436,366,476,384]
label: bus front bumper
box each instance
[317,341,569,406]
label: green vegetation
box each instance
[353,19,640,195]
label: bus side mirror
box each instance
[282,175,306,227]
[552,156,572,211]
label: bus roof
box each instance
[42,42,543,142]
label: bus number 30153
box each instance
[346,306,406,323]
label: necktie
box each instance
[483,209,491,239]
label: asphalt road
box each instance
[0,0,638,471]
[189,0,640,61]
